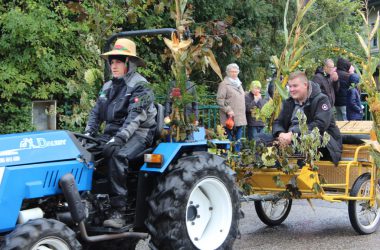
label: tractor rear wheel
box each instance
[2,218,81,250]
[145,153,240,250]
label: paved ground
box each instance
[234,199,380,250]
[135,199,380,250]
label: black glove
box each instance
[103,136,124,157]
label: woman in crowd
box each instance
[245,80,265,140]
[217,63,247,152]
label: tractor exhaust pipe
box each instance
[60,173,148,243]
[60,173,86,223]
[78,221,148,243]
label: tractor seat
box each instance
[128,103,164,169]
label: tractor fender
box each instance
[140,139,230,173]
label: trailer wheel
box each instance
[2,218,81,250]
[145,153,240,250]
[254,198,292,226]
[348,173,380,234]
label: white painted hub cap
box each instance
[186,177,232,250]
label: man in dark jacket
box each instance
[164,78,198,125]
[85,38,157,228]
[272,71,342,164]
[334,57,352,120]
[312,59,339,106]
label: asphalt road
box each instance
[235,199,380,250]
[135,199,380,250]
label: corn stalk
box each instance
[265,0,325,128]
[164,0,223,141]
[356,1,380,142]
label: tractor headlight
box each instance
[0,167,4,186]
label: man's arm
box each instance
[307,95,333,134]
[330,72,340,93]
[116,82,155,142]
[85,84,111,135]
[347,90,362,113]
[272,101,289,137]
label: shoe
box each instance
[103,209,126,228]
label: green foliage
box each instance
[0,0,364,134]
[236,110,330,195]
[0,0,126,133]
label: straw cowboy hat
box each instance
[101,38,145,67]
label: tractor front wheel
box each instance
[2,218,81,250]
[145,153,240,250]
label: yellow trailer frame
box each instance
[239,121,380,234]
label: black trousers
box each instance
[94,134,147,205]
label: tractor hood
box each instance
[0,130,91,167]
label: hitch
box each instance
[60,173,148,243]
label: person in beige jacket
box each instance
[217,63,247,151]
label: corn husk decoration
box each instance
[263,0,325,129]
[165,0,223,141]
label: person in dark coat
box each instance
[164,79,198,125]
[272,71,342,164]
[311,59,339,106]
[334,57,352,120]
[85,38,157,228]
[245,80,265,140]
[346,73,363,120]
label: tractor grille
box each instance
[43,170,59,188]
[70,167,84,184]
[43,167,84,188]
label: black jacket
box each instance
[245,92,265,127]
[335,58,352,106]
[272,81,342,164]
[86,70,157,146]
[164,80,198,120]
[312,67,339,106]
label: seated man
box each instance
[85,38,157,228]
[272,71,342,165]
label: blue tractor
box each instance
[0,29,240,250]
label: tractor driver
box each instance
[272,71,342,165]
[85,38,157,228]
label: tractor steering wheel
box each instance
[73,132,100,151]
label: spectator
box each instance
[335,57,352,121]
[272,71,342,164]
[164,75,198,126]
[346,73,363,121]
[311,59,339,106]
[217,63,247,151]
[245,80,265,140]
